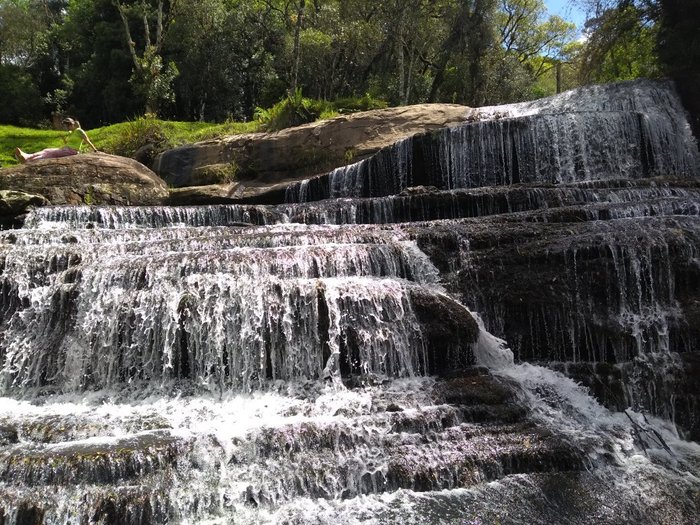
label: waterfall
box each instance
[285,81,699,203]
[23,204,285,229]
[0,219,444,394]
[277,182,700,225]
[1,79,699,524]
[2,207,698,524]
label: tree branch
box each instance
[114,0,141,71]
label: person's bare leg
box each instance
[14,148,27,163]
[15,146,78,163]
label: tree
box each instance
[290,0,305,93]
[0,64,43,124]
[579,2,660,82]
[0,0,50,67]
[114,0,180,115]
[166,0,283,121]
[54,0,137,126]
[425,0,498,104]
[498,0,576,77]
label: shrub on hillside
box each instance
[255,89,334,131]
[104,114,171,161]
[255,90,388,132]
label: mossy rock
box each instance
[0,190,49,216]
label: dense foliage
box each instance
[577,0,698,134]
[0,0,577,127]
[0,0,695,129]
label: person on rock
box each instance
[14,118,98,163]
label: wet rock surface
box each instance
[0,191,49,229]
[409,212,700,439]
[0,373,592,523]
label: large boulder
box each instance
[154,104,470,199]
[0,153,168,207]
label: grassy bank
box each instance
[0,118,261,168]
[0,126,67,167]
[0,94,387,168]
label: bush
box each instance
[254,90,387,132]
[103,114,171,158]
[255,89,335,131]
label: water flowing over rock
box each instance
[1,80,699,524]
[284,80,698,203]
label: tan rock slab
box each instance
[0,153,168,206]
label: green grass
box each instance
[0,119,262,168]
[0,94,388,168]
[0,126,69,167]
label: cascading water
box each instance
[1,79,699,523]
[2,208,698,524]
[284,80,699,203]
[0,220,442,394]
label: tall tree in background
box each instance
[478,0,577,102]
[262,0,311,97]
[0,0,50,66]
[114,0,179,115]
[427,0,498,105]
[167,0,282,121]
[579,1,660,82]
[0,0,66,124]
[498,0,576,80]
[290,0,305,94]
[56,0,135,126]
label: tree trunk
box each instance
[428,0,473,102]
[556,61,562,93]
[291,0,306,94]
[405,44,416,105]
[396,5,406,104]
[115,1,141,72]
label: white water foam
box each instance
[473,314,700,475]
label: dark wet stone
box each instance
[409,288,479,375]
[14,503,44,525]
[0,425,18,446]
[0,431,185,486]
[435,374,517,406]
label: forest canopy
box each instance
[0,0,696,128]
